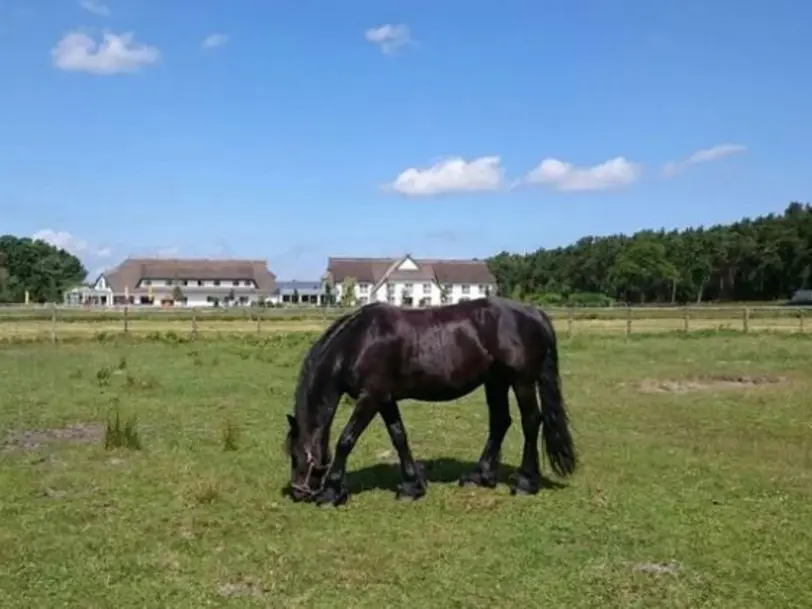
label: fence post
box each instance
[742,307,750,333]
[566,306,573,339]
[123,305,129,335]
[800,309,805,333]
[191,308,198,339]
[256,307,263,335]
[682,306,689,333]
[625,305,632,337]
[50,302,57,343]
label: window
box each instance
[244,280,253,287]
[461,284,470,294]
[232,280,240,287]
[142,279,151,286]
[422,283,431,293]
[214,280,221,286]
[358,296,368,305]
[166,279,173,286]
[182,280,188,286]
[197,280,204,287]
[478,284,485,293]
[358,283,369,293]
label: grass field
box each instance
[2,331,811,607]
[0,304,809,340]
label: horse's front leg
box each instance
[313,396,378,507]
[380,400,427,501]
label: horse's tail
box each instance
[535,310,577,478]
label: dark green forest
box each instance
[0,236,87,303]
[486,202,812,306]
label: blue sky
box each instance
[1,0,810,279]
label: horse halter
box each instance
[290,447,326,497]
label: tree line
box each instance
[3,201,811,306]
[486,202,812,306]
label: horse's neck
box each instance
[302,380,341,452]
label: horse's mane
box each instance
[284,305,374,455]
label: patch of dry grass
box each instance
[0,309,808,341]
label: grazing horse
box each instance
[283,296,577,507]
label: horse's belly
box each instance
[395,357,490,402]
[404,379,485,402]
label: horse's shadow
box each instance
[345,457,567,496]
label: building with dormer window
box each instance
[324,254,497,307]
[64,258,276,307]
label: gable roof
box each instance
[326,255,495,286]
[103,258,276,294]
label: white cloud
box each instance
[523,156,642,192]
[201,33,228,49]
[364,24,411,55]
[662,143,748,177]
[32,229,112,260]
[79,0,110,17]
[387,156,504,196]
[51,30,161,75]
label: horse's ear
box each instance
[286,414,298,436]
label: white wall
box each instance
[333,280,495,307]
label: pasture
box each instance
[1,330,811,607]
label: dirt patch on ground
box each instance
[635,374,786,394]
[2,422,104,453]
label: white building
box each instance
[325,254,497,307]
[64,258,277,307]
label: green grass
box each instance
[1,332,811,608]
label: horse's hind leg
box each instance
[509,380,542,495]
[380,400,427,501]
[459,378,511,489]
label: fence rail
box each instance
[0,303,809,342]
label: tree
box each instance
[339,277,357,307]
[0,235,87,303]
[172,285,184,304]
[322,279,334,306]
[485,202,812,304]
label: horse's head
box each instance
[284,414,329,502]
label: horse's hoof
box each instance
[313,486,349,507]
[459,472,497,489]
[509,476,541,496]
[395,482,426,501]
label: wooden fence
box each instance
[0,304,808,342]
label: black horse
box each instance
[284,296,577,507]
